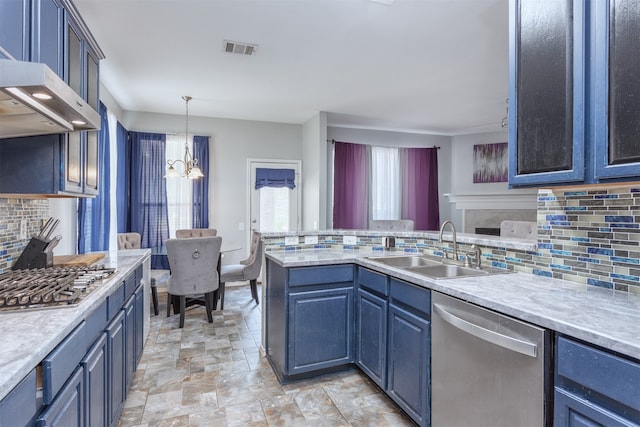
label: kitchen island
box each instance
[0,249,150,426]
[264,247,640,426]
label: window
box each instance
[165,134,193,237]
[371,146,401,220]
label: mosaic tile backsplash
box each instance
[0,198,50,272]
[263,186,640,295]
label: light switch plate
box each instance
[284,236,299,245]
[304,235,318,245]
[343,235,357,245]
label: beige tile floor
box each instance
[117,283,415,426]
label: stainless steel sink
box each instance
[365,255,442,268]
[367,254,512,279]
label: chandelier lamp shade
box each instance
[164,96,204,179]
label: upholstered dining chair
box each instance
[175,228,217,238]
[165,236,222,328]
[240,230,261,265]
[117,232,168,315]
[218,238,264,310]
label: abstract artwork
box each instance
[473,142,508,183]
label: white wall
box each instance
[122,111,303,263]
[302,112,328,230]
[447,130,537,231]
[326,126,452,230]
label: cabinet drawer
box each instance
[86,299,107,344]
[108,282,125,320]
[42,321,87,405]
[124,270,138,301]
[358,268,388,296]
[389,278,430,317]
[0,368,37,427]
[556,336,640,412]
[288,265,353,287]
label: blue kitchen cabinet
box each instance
[32,0,65,76]
[355,268,388,389]
[82,333,108,427]
[36,366,84,426]
[265,260,355,382]
[509,0,640,187]
[0,369,38,427]
[106,310,126,426]
[134,284,145,364]
[0,0,29,60]
[124,294,136,393]
[554,336,640,426]
[387,278,430,427]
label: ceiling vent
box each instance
[223,40,258,56]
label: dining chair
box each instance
[240,230,261,265]
[219,238,264,310]
[117,232,168,315]
[165,236,222,328]
[175,228,217,238]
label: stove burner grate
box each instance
[0,265,116,312]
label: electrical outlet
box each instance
[284,236,299,245]
[20,220,27,240]
[304,235,318,245]
[343,235,357,245]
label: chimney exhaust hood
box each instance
[0,59,100,139]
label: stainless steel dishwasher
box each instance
[431,292,551,426]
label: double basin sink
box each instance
[366,254,512,279]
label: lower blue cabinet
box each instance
[554,336,640,426]
[288,286,354,375]
[82,333,108,427]
[124,295,136,393]
[107,310,126,426]
[355,287,388,389]
[36,366,84,426]
[387,304,430,427]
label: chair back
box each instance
[166,236,222,296]
[117,232,141,250]
[242,238,264,281]
[176,228,217,238]
[241,230,262,265]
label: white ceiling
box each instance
[73,0,509,136]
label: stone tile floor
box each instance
[117,284,415,426]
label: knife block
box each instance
[12,237,53,270]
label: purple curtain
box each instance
[402,147,440,230]
[333,142,368,229]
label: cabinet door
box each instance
[63,132,83,193]
[509,0,586,186]
[82,333,107,427]
[36,366,84,427]
[554,387,639,427]
[0,0,29,61]
[124,295,135,391]
[387,304,430,427]
[86,47,100,110]
[134,284,145,364]
[287,287,354,375]
[355,288,387,389]
[593,0,640,180]
[106,311,125,426]
[65,14,83,96]
[84,130,99,195]
[32,0,64,76]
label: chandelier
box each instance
[164,96,204,179]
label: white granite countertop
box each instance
[0,249,150,401]
[266,249,640,361]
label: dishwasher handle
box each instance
[433,303,538,358]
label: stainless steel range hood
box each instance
[0,59,100,139]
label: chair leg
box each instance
[204,291,214,323]
[178,296,186,328]
[212,289,219,310]
[250,279,259,305]
[166,293,172,317]
[220,282,226,310]
[151,285,159,315]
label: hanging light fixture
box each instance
[164,96,204,179]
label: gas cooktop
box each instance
[0,265,116,312]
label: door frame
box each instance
[246,158,302,243]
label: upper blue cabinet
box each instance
[509,0,640,187]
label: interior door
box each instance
[249,160,301,233]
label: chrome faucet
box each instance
[465,244,482,269]
[438,220,458,261]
